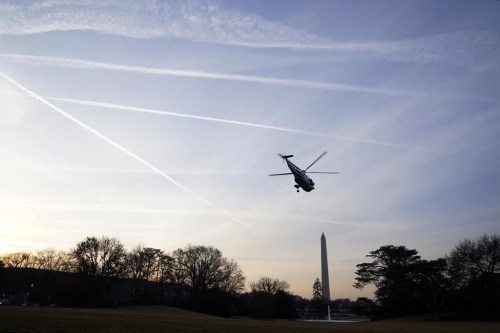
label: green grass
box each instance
[1,306,499,333]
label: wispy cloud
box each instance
[0,71,251,230]
[1,1,499,69]
[0,0,326,44]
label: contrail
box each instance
[2,53,494,102]
[52,166,252,175]
[0,71,251,230]
[48,96,410,148]
[0,53,451,98]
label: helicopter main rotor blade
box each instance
[306,171,339,174]
[305,151,327,171]
[269,173,293,176]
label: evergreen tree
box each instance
[312,277,322,301]
[311,277,324,318]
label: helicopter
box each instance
[269,151,339,192]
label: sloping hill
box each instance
[2,306,500,333]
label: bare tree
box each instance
[447,234,500,286]
[126,245,173,282]
[249,277,292,319]
[127,245,160,280]
[250,277,290,294]
[447,233,500,314]
[216,258,245,293]
[72,236,126,278]
[33,248,74,272]
[172,245,245,304]
[154,251,174,284]
[0,252,33,268]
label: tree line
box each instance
[1,237,245,293]
[0,236,297,317]
[1,233,499,320]
[352,233,500,320]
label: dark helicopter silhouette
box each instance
[269,151,338,192]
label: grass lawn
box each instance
[1,306,499,333]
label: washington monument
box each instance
[321,232,331,301]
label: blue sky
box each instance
[1,0,499,299]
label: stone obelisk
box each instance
[321,232,331,301]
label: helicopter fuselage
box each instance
[285,159,315,192]
[269,152,337,193]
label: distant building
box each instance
[321,232,331,301]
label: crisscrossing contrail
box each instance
[0,71,251,230]
[48,96,410,148]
